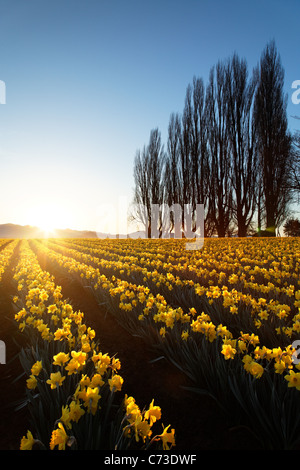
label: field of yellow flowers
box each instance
[0,239,175,451]
[1,236,300,450]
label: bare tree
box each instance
[254,40,292,235]
[225,53,258,236]
[189,76,212,235]
[164,112,181,233]
[288,131,300,199]
[206,61,233,237]
[132,145,151,236]
[178,87,193,234]
[132,128,165,237]
[132,41,296,240]
[148,128,166,237]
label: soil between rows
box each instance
[0,242,260,450]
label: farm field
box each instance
[1,236,300,450]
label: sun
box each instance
[25,203,67,236]
[36,217,56,235]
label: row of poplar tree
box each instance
[132,41,300,238]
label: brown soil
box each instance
[0,242,261,451]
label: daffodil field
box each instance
[9,240,175,451]
[1,236,300,449]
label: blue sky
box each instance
[0,0,299,232]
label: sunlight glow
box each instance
[24,203,68,236]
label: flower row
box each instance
[30,239,300,388]
[12,240,175,450]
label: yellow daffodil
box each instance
[108,374,124,392]
[144,399,161,426]
[50,422,69,450]
[69,400,85,423]
[31,360,43,376]
[53,352,70,366]
[157,424,176,450]
[221,343,236,360]
[285,370,300,390]
[248,361,264,379]
[26,374,37,390]
[20,430,35,450]
[46,371,66,389]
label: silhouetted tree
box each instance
[206,61,233,237]
[254,40,292,235]
[132,41,296,239]
[288,131,300,199]
[132,128,165,237]
[132,145,151,236]
[189,77,211,235]
[147,128,166,236]
[164,112,181,233]
[178,86,193,233]
[225,53,258,236]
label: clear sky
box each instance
[0,0,299,233]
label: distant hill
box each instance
[0,223,148,239]
[0,223,101,239]
[0,224,43,238]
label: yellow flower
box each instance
[221,344,236,360]
[94,352,111,374]
[157,424,175,450]
[81,386,101,414]
[258,310,269,321]
[87,327,96,340]
[125,395,141,424]
[60,405,72,429]
[69,400,85,423]
[39,290,49,302]
[293,321,300,333]
[46,371,66,389]
[242,354,253,372]
[111,357,121,372]
[181,330,189,341]
[65,358,81,375]
[81,336,91,353]
[15,308,27,321]
[51,314,59,325]
[284,370,300,390]
[26,374,37,390]
[47,304,58,314]
[90,373,104,388]
[50,422,68,450]
[230,305,238,315]
[108,374,124,392]
[160,327,166,337]
[31,360,43,376]
[274,360,286,374]
[248,361,264,379]
[71,350,87,366]
[137,420,152,442]
[20,430,35,450]
[80,374,90,387]
[237,340,247,353]
[54,327,71,341]
[53,352,70,366]
[144,399,161,426]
